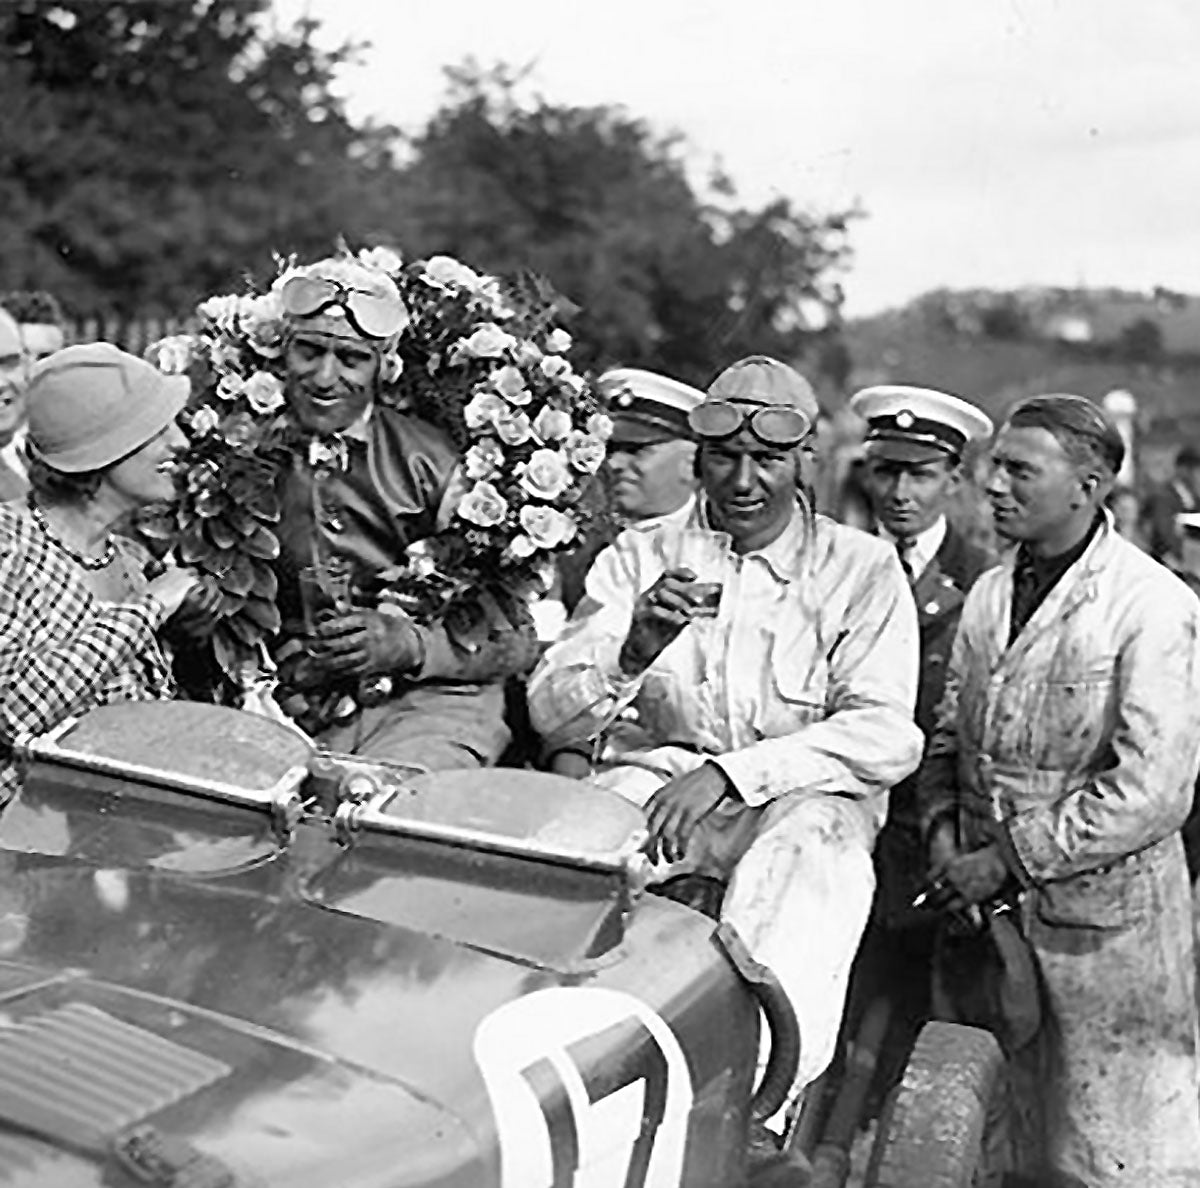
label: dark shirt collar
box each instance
[1009,512,1103,643]
[1015,513,1102,583]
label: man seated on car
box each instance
[270,254,538,770]
[527,355,922,1156]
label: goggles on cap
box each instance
[688,400,812,447]
[281,275,406,341]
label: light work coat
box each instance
[920,517,1200,1187]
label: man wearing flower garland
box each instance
[270,255,538,770]
[528,355,922,1163]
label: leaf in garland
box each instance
[205,518,240,550]
[226,506,259,537]
[200,546,237,578]
[222,551,256,597]
[195,488,225,518]
[245,485,280,521]
[225,611,265,646]
[178,520,209,564]
[242,596,281,633]
[136,506,177,542]
[250,562,278,601]
[213,629,254,680]
[218,590,248,617]
[242,523,281,560]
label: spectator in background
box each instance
[0,308,28,502]
[0,344,213,806]
[835,452,874,530]
[844,384,995,1108]
[1108,484,1145,549]
[545,368,706,773]
[1,290,66,366]
[1142,442,1200,565]
[557,368,706,616]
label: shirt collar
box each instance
[1016,511,1103,583]
[341,404,373,444]
[629,494,696,534]
[695,496,808,584]
[877,515,947,579]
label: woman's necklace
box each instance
[28,499,117,571]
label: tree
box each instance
[0,0,397,316]
[1118,317,1163,364]
[385,64,857,387]
[3,21,858,389]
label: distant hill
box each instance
[842,286,1200,445]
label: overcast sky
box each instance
[272,0,1200,316]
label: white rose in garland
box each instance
[464,439,504,481]
[519,504,577,549]
[520,448,572,500]
[533,406,572,442]
[243,372,285,414]
[564,430,605,474]
[456,480,510,528]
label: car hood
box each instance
[0,852,567,1186]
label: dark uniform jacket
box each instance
[877,522,994,916]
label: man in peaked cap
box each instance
[841,384,995,1111]
[544,368,706,772]
[557,369,706,614]
[602,367,705,524]
[530,355,922,1169]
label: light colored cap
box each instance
[850,384,993,463]
[599,368,705,444]
[0,307,20,357]
[26,342,189,472]
[705,356,820,423]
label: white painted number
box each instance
[474,987,694,1188]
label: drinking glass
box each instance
[672,529,731,619]
[296,562,353,634]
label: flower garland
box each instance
[144,246,608,704]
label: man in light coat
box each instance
[919,393,1200,1187]
[528,356,922,1163]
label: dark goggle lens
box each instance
[281,276,405,340]
[688,401,810,445]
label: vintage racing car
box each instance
[0,701,1003,1187]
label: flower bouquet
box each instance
[144,246,608,710]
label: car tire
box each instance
[864,1020,1008,1188]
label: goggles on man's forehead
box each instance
[688,400,812,447]
[281,275,407,341]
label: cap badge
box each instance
[895,409,915,429]
[616,391,634,408]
